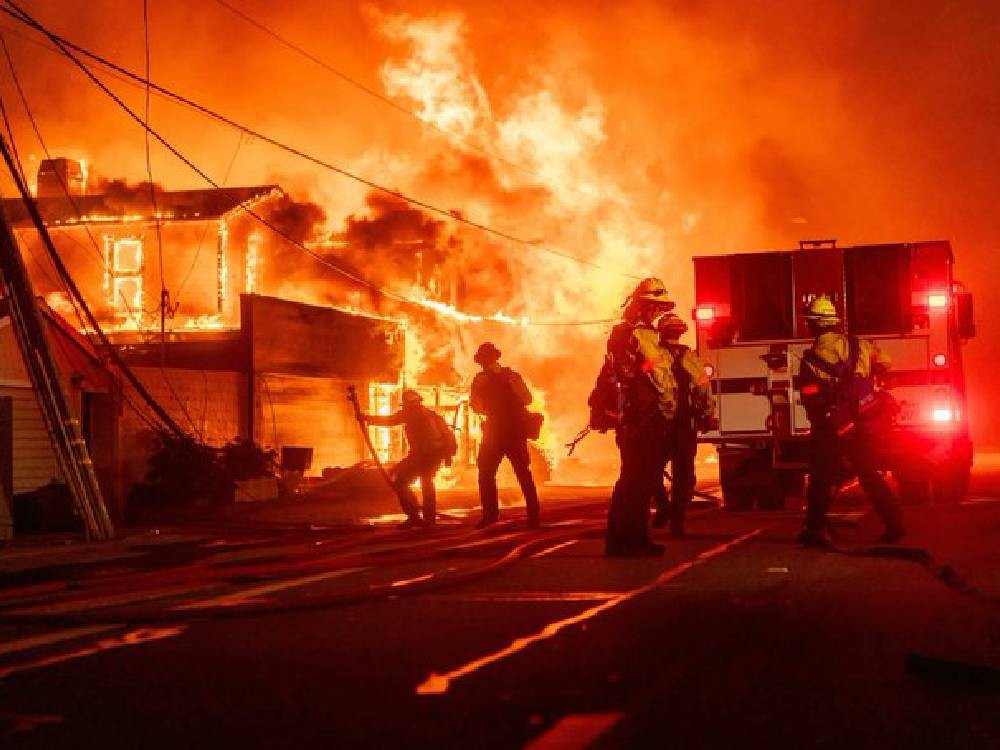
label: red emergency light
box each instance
[932,408,955,423]
[932,353,947,368]
[927,293,950,309]
[694,305,715,323]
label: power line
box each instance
[0,130,168,436]
[0,1,641,282]
[172,131,243,305]
[6,6,624,329]
[4,38,207,440]
[0,34,106,271]
[0,128,186,436]
[211,0,599,201]
[141,0,168,337]
[0,81,24,183]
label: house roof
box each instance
[0,297,117,392]
[2,185,282,228]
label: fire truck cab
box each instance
[693,240,975,510]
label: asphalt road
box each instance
[2,470,1000,748]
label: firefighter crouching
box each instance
[599,277,678,557]
[470,342,542,529]
[653,313,717,536]
[362,388,457,529]
[798,295,905,547]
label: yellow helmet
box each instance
[631,277,675,308]
[803,295,840,326]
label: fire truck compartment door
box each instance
[869,336,928,371]
[719,393,771,434]
[717,346,770,378]
[717,346,771,434]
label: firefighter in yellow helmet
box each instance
[798,295,904,547]
[651,313,717,536]
[602,277,677,556]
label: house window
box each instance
[103,236,145,321]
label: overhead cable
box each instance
[4,3,621,328]
[0,1,642,282]
[211,0,600,201]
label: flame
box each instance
[378,13,491,139]
[182,314,227,330]
[411,294,529,327]
[368,382,397,464]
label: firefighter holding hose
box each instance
[798,295,905,547]
[362,388,457,529]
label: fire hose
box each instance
[0,523,606,626]
[346,384,395,492]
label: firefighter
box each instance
[798,295,905,547]
[470,342,541,529]
[362,388,456,528]
[604,277,678,557]
[652,313,717,536]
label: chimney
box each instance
[36,158,88,198]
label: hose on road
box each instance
[0,523,606,627]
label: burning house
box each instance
[2,159,429,517]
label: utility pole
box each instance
[0,168,114,541]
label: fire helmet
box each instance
[657,313,689,338]
[473,342,502,365]
[803,295,840,326]
[630,277,675,309]
[401,388,423,404]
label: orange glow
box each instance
[10,0,999,455]
[368,382,398,464]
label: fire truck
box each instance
[692,240,975,510]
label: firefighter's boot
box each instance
[797,526,836,549]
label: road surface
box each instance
[2,470,999,748]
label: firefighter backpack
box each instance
[588,354,622,432]
[430,410,459,462]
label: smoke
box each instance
[91,176,164,203]
[264,193,326,246]
[5,0,999,450]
